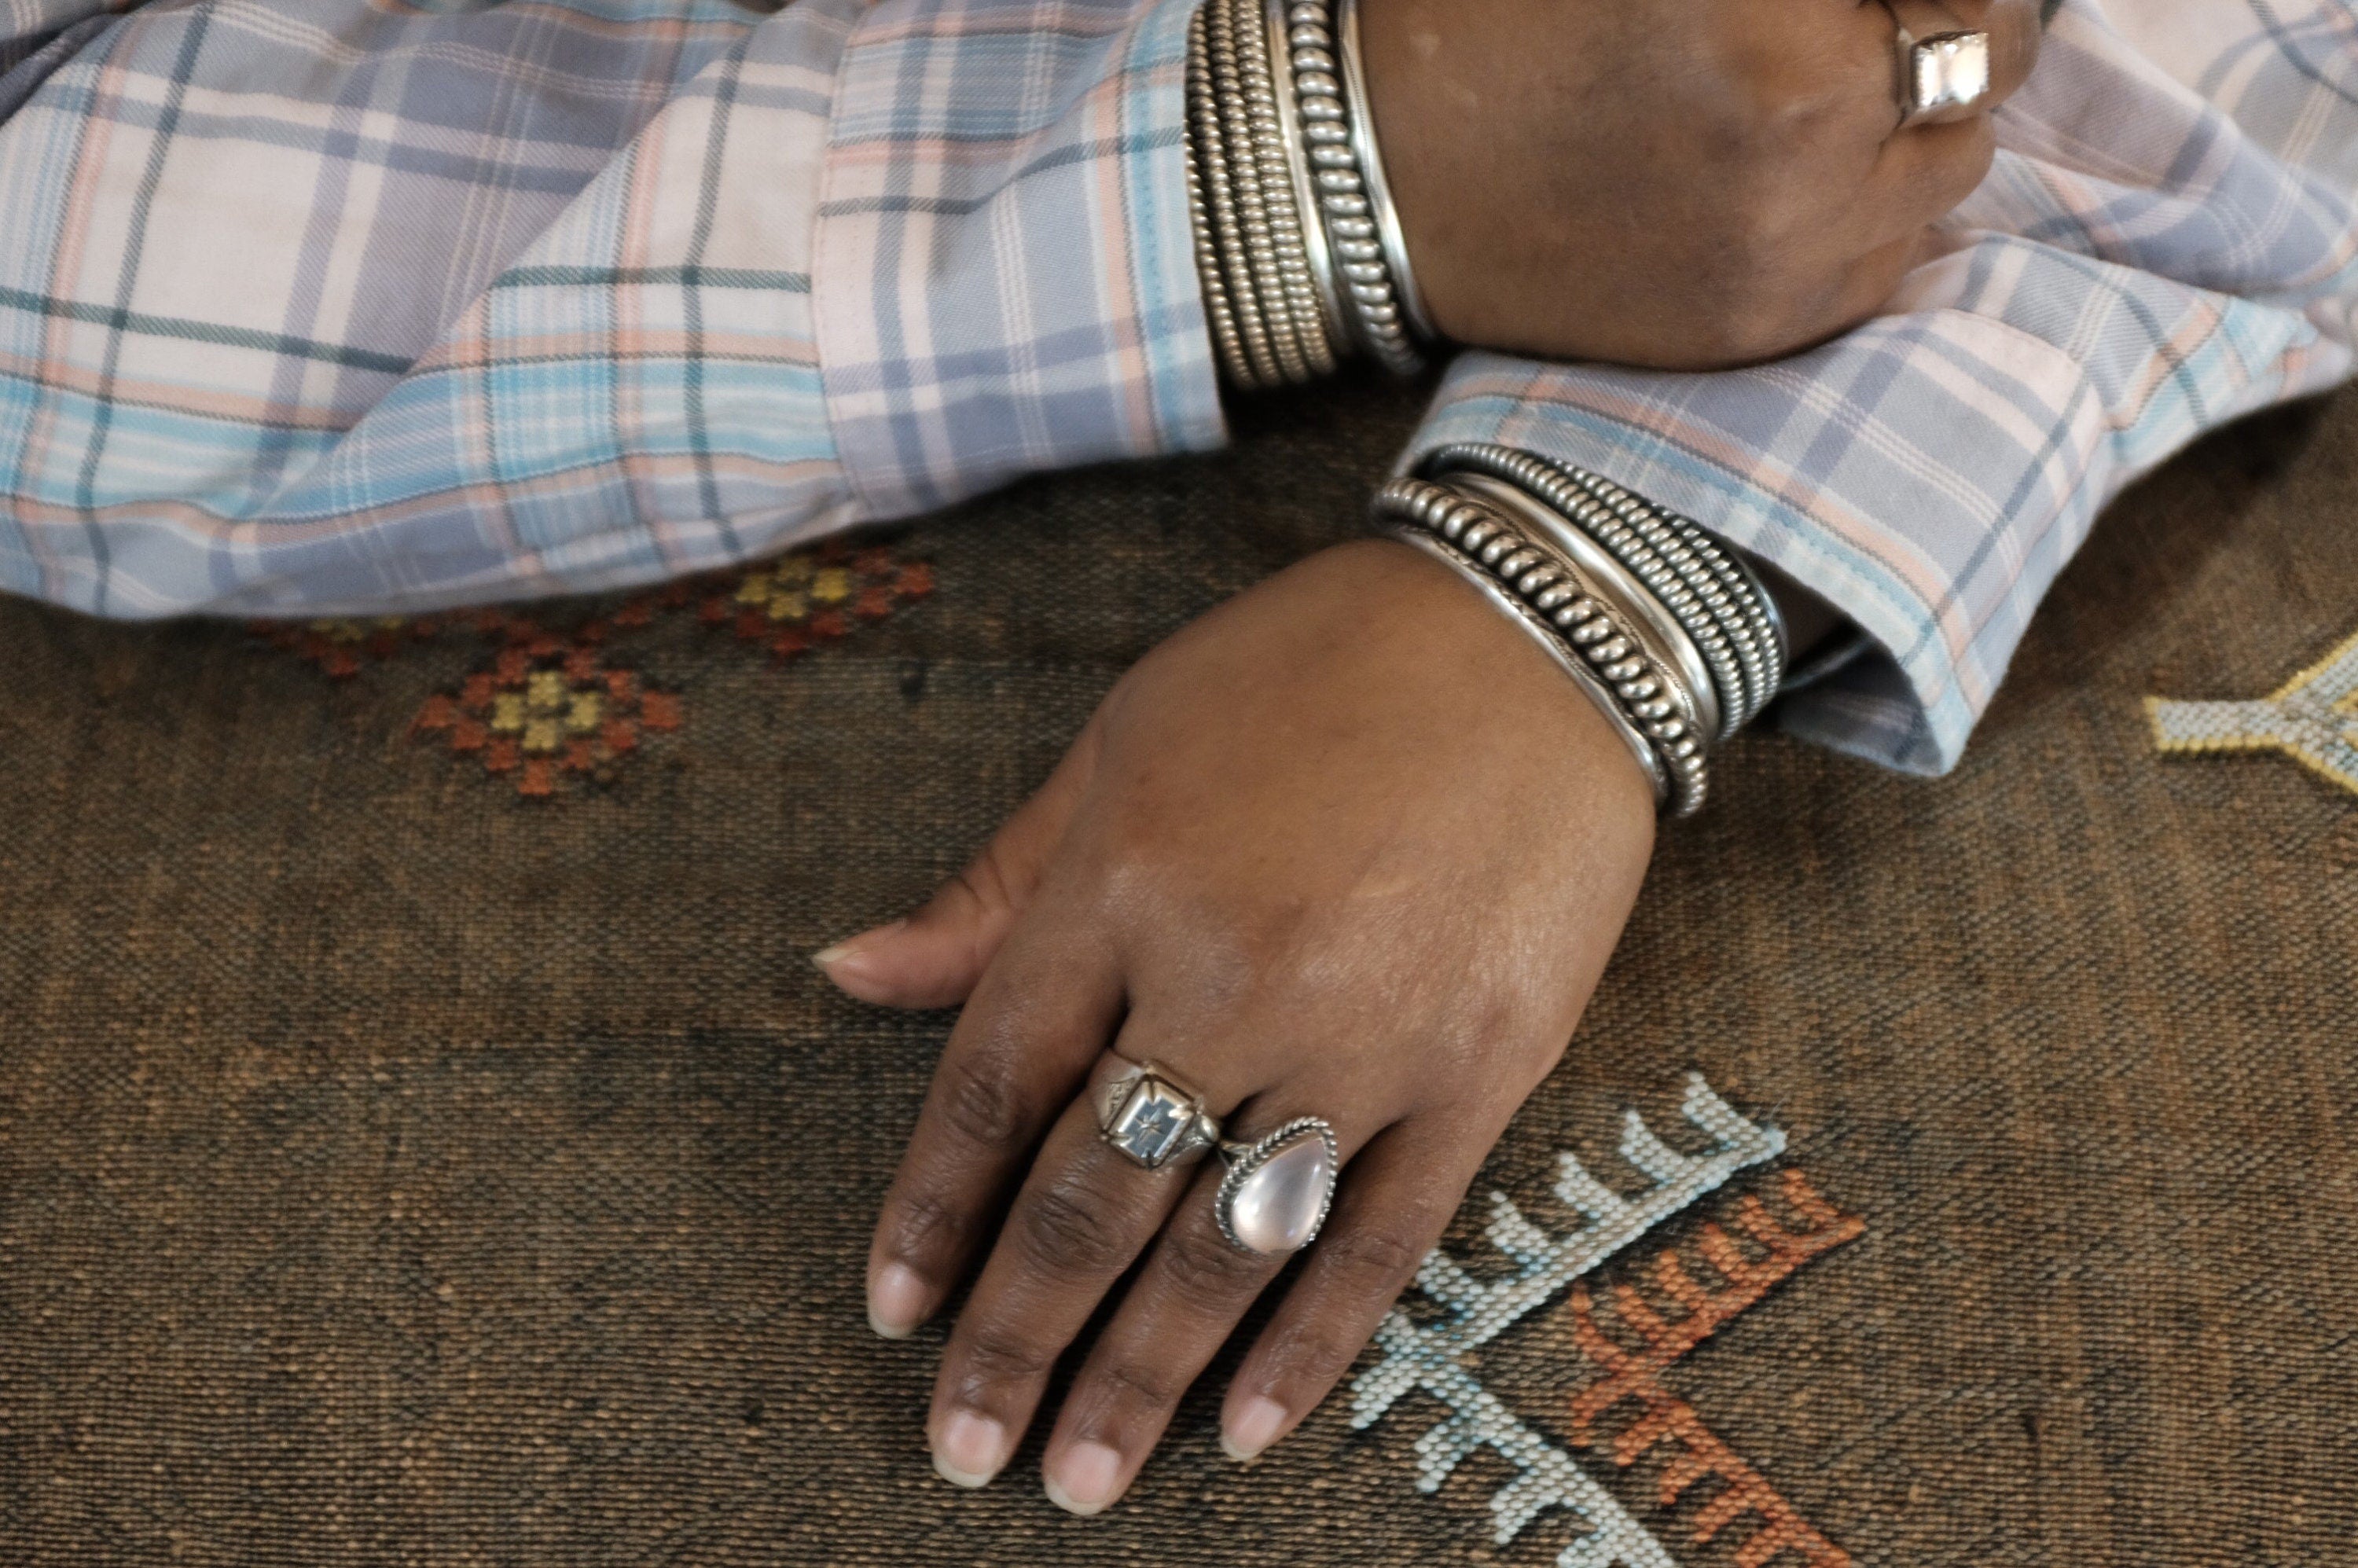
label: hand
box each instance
[1362,0,2042,368]
[817,539,1657,1513]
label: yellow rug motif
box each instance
[2147,627,2358,796]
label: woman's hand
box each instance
[816,540,1657,1513]
[1363,0,2041,368]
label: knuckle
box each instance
[1016,1181,1132,1276]
[1262,1320,1365,1387]
[1157,1225,1270,1308]
[950,843,1020,921]
[936,1051,1027,1149]
[1093,1357,1182,1410]
[1320,1225,1427,1293]
[886,1185,973,1258]
[959,1325,1054,1386]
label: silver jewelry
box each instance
[1214,1117,1339,1254]
[1190,1,1283,387]
[1386,524,1669,806]
[1376,476,1710,816]
[1335,0,1434,343]
[1097,1057,1222,1170]
[1185,0,1443,391]
[1447,473,1722,747]
[1187,0,1341,390]
[1279,0,1427,376]
[1422,444,1787,739]
[1185,14,1262,390]
[1262,0,1346,350]
[1210,0,1313,384]
[1236,0,1336,379]
[1886,0,1993,129]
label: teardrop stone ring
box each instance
[1214,1118,1339,1256]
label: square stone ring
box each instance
[1886,0,1993,128]
[1096,1056,1224,1170]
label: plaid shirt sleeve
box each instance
[0,0,1221,619]
[1409,0,2358,774]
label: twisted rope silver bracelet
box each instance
[1280,0,1429,376]
[1376,476,1711,817]
[1184,0,1431,390]
[1423,443,1788,739]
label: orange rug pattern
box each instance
[251,542,934,799]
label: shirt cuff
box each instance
[814,0,1226,522]
[1404,330,2082,777]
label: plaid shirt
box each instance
[0,0,2349,773]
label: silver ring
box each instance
[1096,1057,1222,1170]
[1214,1118,1339,1254]
[1886,0,1993,129]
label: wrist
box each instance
[1306,538,1664,828]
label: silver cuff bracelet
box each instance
[1373,458,1791,818]
[1185,0,1433,389]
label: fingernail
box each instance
[1221,1395,1288,1462]
[1042,1440,1125,1516]
[931,1410,1009,1489]
[868,1262,927,1340]
[811,920,905,978]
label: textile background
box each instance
[0,381,2351,1565]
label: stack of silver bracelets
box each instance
[1373,446,1789,817]
[1185,0,1434,386]
[1181,0,1791,814]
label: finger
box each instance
[816,718,1104,1008]
[927,1059,1215,1489]
[1749,227,1930,358]
[865,907,1122,1341]
[1221,1117,1489,1462]
[1855,107,1996,252]
[1918,0,2041,111]
[1038,1102,1376,1515]
[1833,0,2038,152]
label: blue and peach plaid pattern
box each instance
[1409,1,2358,772]
[0,0,2351,773]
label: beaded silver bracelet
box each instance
[1189,0,1335,387]
[1376,476,1710,817]
[1278,0,1430,376]
[1446,472,1723,746]
[1422,443,1788,738]
[1184,0,1431,390]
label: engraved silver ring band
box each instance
[1885,0,1994,129]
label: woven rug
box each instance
[1,380,2351,1566]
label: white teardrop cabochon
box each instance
[1227,1129,1335,1254]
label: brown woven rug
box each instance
[1,380,2352,1566]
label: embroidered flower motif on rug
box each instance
[248,542,935,800]
[252,615,442,679]
[410,621,679,800]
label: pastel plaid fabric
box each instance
[0,0,2351,773]
[0,0,1219,619]
[1409,1,2358,772]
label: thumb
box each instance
[814,719,1101,1009]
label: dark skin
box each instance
[1371,0,2041,367]
[822,542,1655,1509]
[815,0,2042,1516]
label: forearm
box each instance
[1405,0,2357,773]
[0,0,1225,619]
